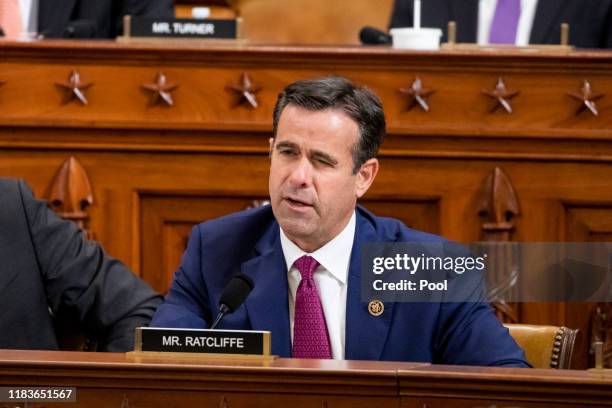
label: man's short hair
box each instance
[272,76,385,174]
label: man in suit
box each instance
[151,76,529,366]
[389,0,612,48]
[37,0,174,38]
[0,178,162,351]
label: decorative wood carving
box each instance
[226,72,261,108]
[478,168,520,240]
[568,80,605,116]
[141,72,178,107]
[482,77,520,114]
[55,70,93,106]
[591,303,612,368]
[48,156,94,239]
[477,167,521,323]
[399,77,436,112]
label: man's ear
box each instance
[268,137,274,157]
[355,158,379,198]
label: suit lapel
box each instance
[448,0,479,43]
[345,210,395,360]
[38,0,78,34]
[530,0,571,44]
[241,223,292,357]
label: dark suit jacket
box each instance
[389,0,612,48]
[152,205,529,366]
[38,0,174,38]
[0,178,162,351]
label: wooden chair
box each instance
[228,0,393,44]
[505,324,578,369]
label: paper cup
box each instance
[390,28,443,50]
[192,7,211,19]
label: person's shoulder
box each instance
[358,205,447,244]
[0,178,37,214]
[195,204,274,232]
[187,205,276,263]
[191,204,276,249]
[0,177,22,194]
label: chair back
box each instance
[229,0,393,44]
[505,324,577,369]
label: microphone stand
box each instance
[210,304,230,330]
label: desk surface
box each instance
[1,350,611,407]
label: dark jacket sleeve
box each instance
[39,0,175,39]
[18,180,163,351]
[603,2,612,48]
[433,244,530,367]
[115,0,175,36]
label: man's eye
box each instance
[279,149,296,156]
[316,158,334,167]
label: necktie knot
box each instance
[294,255,319,281]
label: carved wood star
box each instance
[55,70,93,106]
[482,77,520,114]
[141,72,179,107]
[399,77,436,112]
[226,73,261,108]
[568,80,605,116]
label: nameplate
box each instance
[134,327,271,356]
[127,17,238,39]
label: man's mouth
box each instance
[285,197,312,207]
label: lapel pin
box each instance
[368,300,384,317]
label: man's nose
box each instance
[288,158,313,187]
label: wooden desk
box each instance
[0,350,611,407]
[1,40,611,367]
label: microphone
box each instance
[210,273,254,329]
[63,20,97,38]
[359,26,392,45]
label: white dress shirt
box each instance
[18,0,38,35]
[478,0,539,46]
[280,211,355,360]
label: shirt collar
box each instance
[279,211,356,285]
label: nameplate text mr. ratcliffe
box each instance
[134,327,271,356]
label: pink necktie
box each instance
[489,0,521,44]
[0,0,22,38]
[292,255,332,359]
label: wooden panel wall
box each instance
[1,40,611,367]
